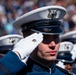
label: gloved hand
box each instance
[13,33,43,59]
[56,60,65,69]
[70,44,76,61]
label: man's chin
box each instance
[46,56,56,61]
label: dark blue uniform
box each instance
[0,52,73,75]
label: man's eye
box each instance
[54,38,60,44]
[53,36,59,39]
[43,38,50,44]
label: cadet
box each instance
[56,41,76,75]
[60,31,76,74]
[0,34,23,58]
[0,6,73,75]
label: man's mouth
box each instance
[47,51,57,55]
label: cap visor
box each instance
[31,26,63,35]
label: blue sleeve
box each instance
[0,51,25,75]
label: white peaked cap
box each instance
[59,41,73,52]
[0,34,23,46]
[13,5,66,29]
[70,44,76,60]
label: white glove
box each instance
[70,44,76,61]
[13,33,43,59]
[56,60,65,69]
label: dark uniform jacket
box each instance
[0,52,74,75]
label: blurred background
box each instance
[0,0,76,36]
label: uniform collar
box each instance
[26,56,56,74]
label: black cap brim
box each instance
[31,26,63,35]
[57,51,74,63]
[22,20,63,35]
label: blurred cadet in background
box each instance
[56,41,76,75]
[0,34,23,58]
[59,31,76,74]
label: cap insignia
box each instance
[47,9,59,20]
[64,44,71,51]
[9,38,16,45]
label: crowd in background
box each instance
[0,0,76,36]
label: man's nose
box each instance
[48,41,56,47]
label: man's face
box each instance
[37,35,60,61]
[64,63,73,72]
